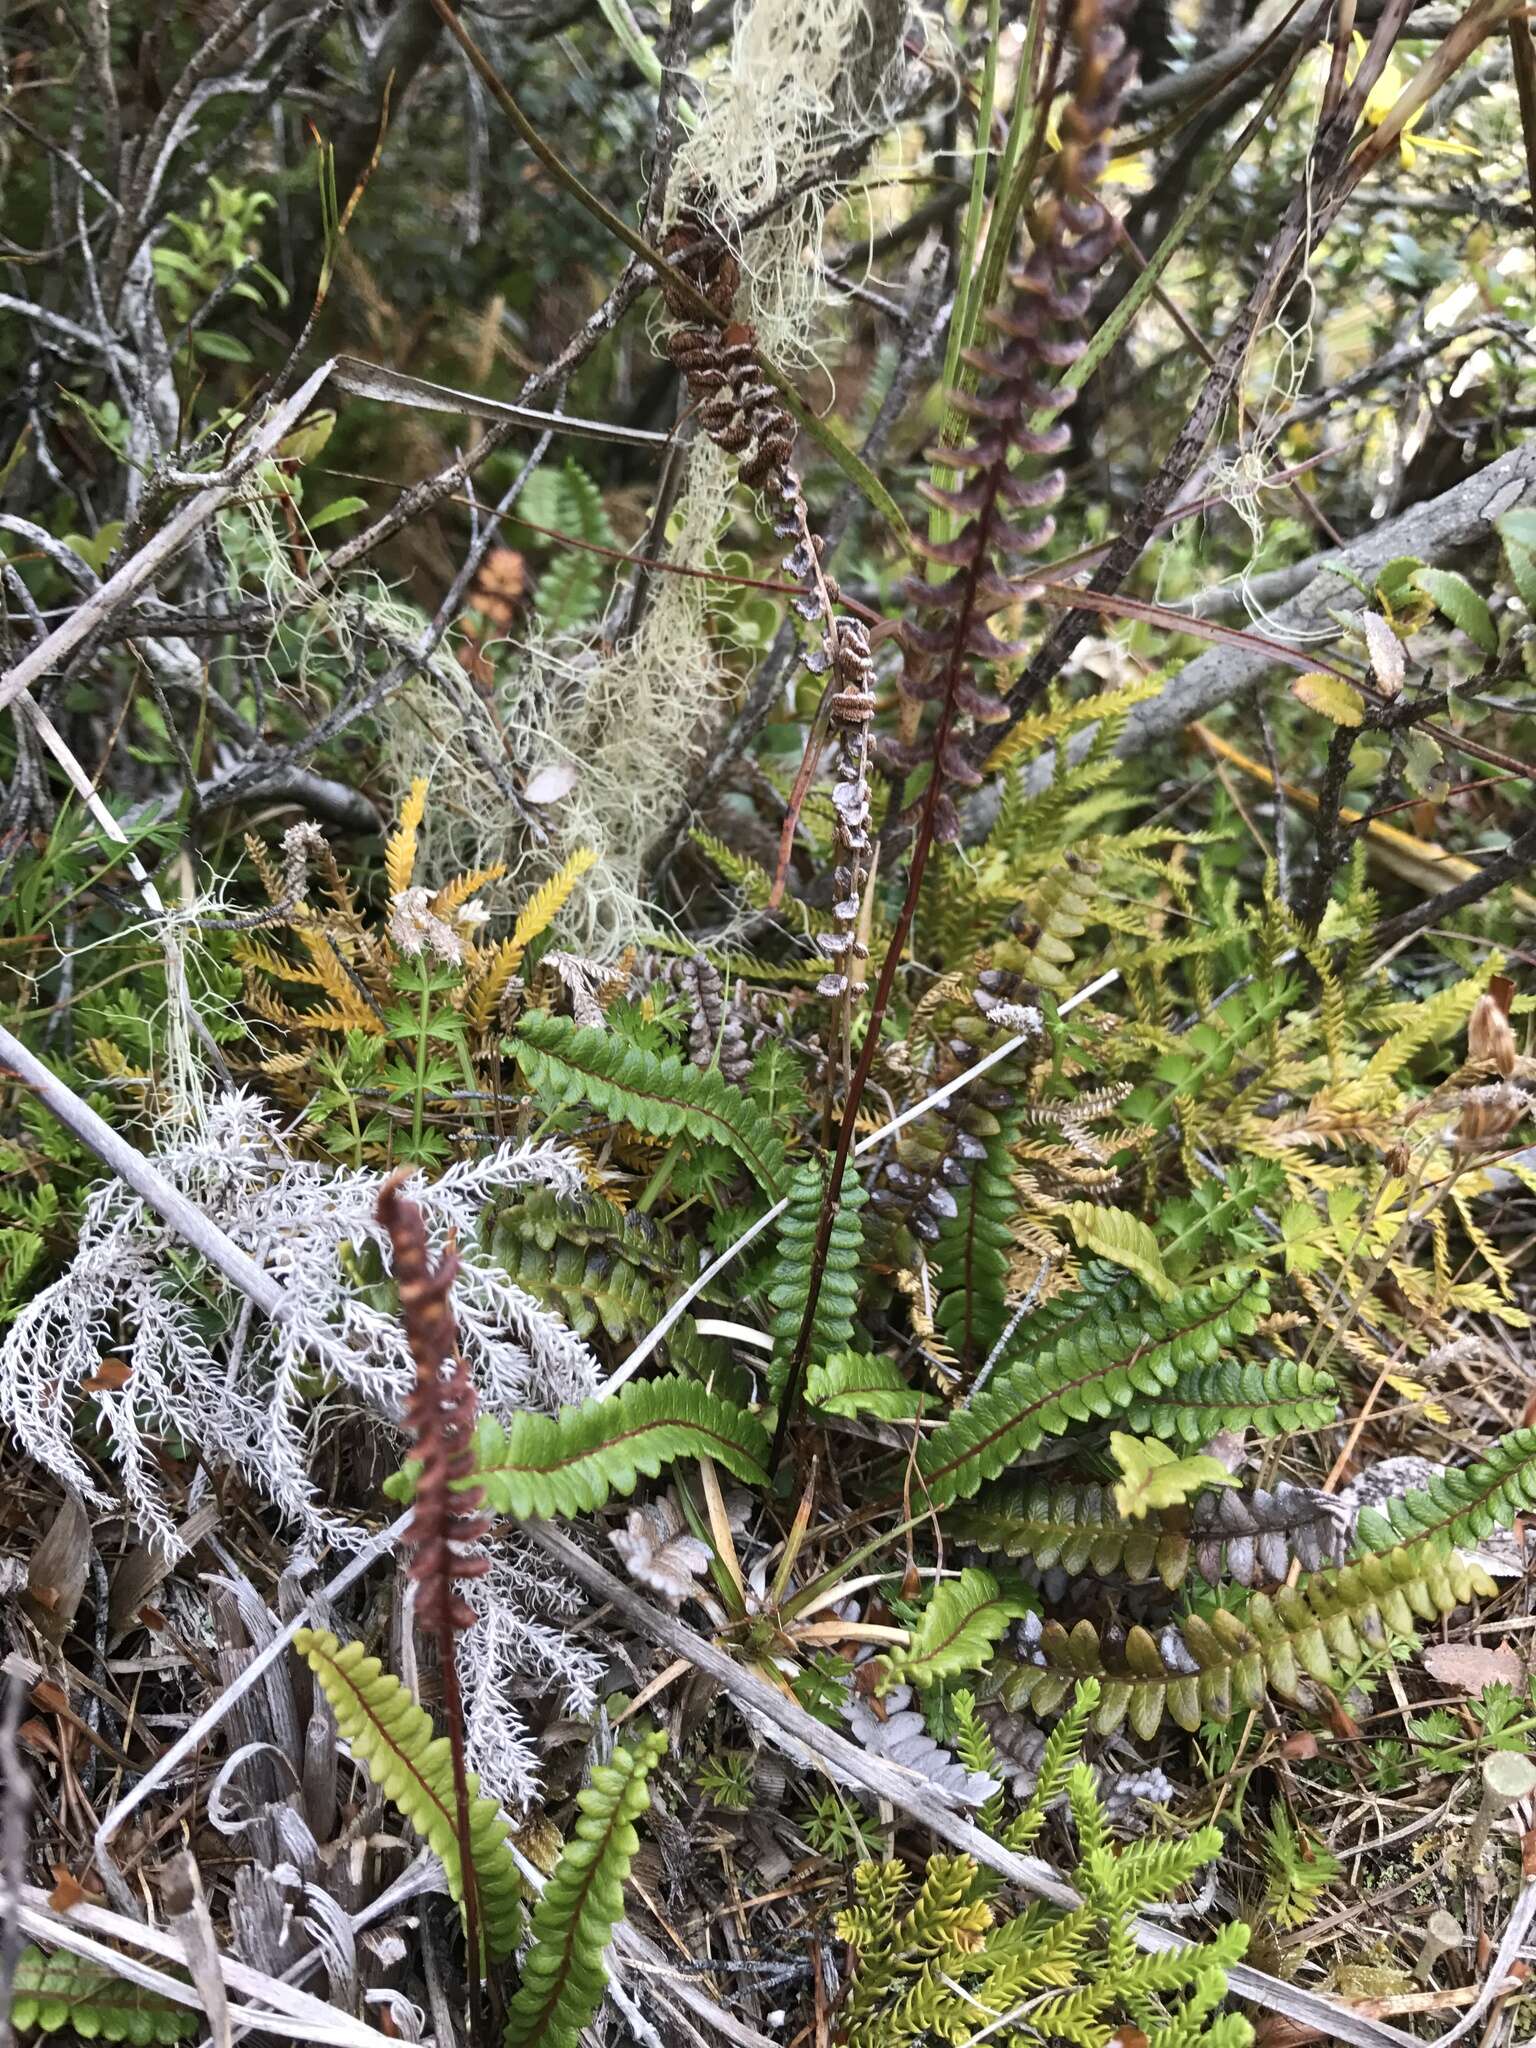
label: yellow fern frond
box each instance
[243,831,288,906]
[984,677,1160,776]
[465,847,597,1033]
[232,933,331,989]
[568,1137,630,1209]
[597,946,637,1013]
[385,778,429,897]
[294,929,383,1032]
[512,846,598,955]
[86,1037,150,1084]
[242,978,307,1028]
[261,1049,313,1076]
[431,864,508,920]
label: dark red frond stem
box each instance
[769,0,1137,1473]
[378,1171,490,2026]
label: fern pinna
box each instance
[771,0,1137,1464]
[503,1730,665,2048]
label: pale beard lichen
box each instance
[382,437,738,958]
[665,0,915,365]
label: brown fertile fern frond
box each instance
[887,0,1138,839]
[378,1174,490,1632]
[377,1171,489,2003]
[771,4,1137,1463]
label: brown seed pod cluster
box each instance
[378,1172,490,1633]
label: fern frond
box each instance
[995,1540,1495,1737]
[429,863,507,920]
[767,1164,867,1394]
[12,1948,197,2043]
[1353,1423,1536,1555]
[386,1378,770,1520]
[292,1630,522,1960]
[689,828,828,937]
[1001,1679,1100,1855]
[466,848,598,1031]
[1123,1356,1338,1442]
[515,1012,786,1196]
[874,1568,1033,1693]
[386,778,429,897]
[953,1477,1348,1590]
[503,1730,664,2048]
[983,678,1162,776]
[806,1350,924,1422]
[917,1270,1271,1507]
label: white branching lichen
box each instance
[460,1542,605,1811]
[0,1093,599,1553]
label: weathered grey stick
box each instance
[0,1024,286,1318]
[1123,437,1536,753]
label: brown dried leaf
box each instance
[1421,1642,1524,1693]
[80,1358,132,1392]
[48,1866,93,1914]
[27,1489,90,1642]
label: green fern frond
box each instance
[766,1162,868,1395]
[952,1479,1186,1585]
[994,1539,1495,1737]
[931,1113,1025,1366]
[12,1948,197,2043]
[1353,1422,1536,1555]
[292,1631,522,1961]
[952,1476,1346,1591]
[1123,1357,1339,1442]
[1000,1677,1100,1856]
[503,1730,664,2048]
[1260,1802,1341,1929]
[806,1349,924,1421]
[917,1270,1271,1507]
[874,1568,1033,1693]
[515,1012,787,1197]
[689,829,829,937]
[832,1730,1253,2048]
[385,1378,770,1520]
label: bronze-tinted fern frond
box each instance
[377,1172,490,2006]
